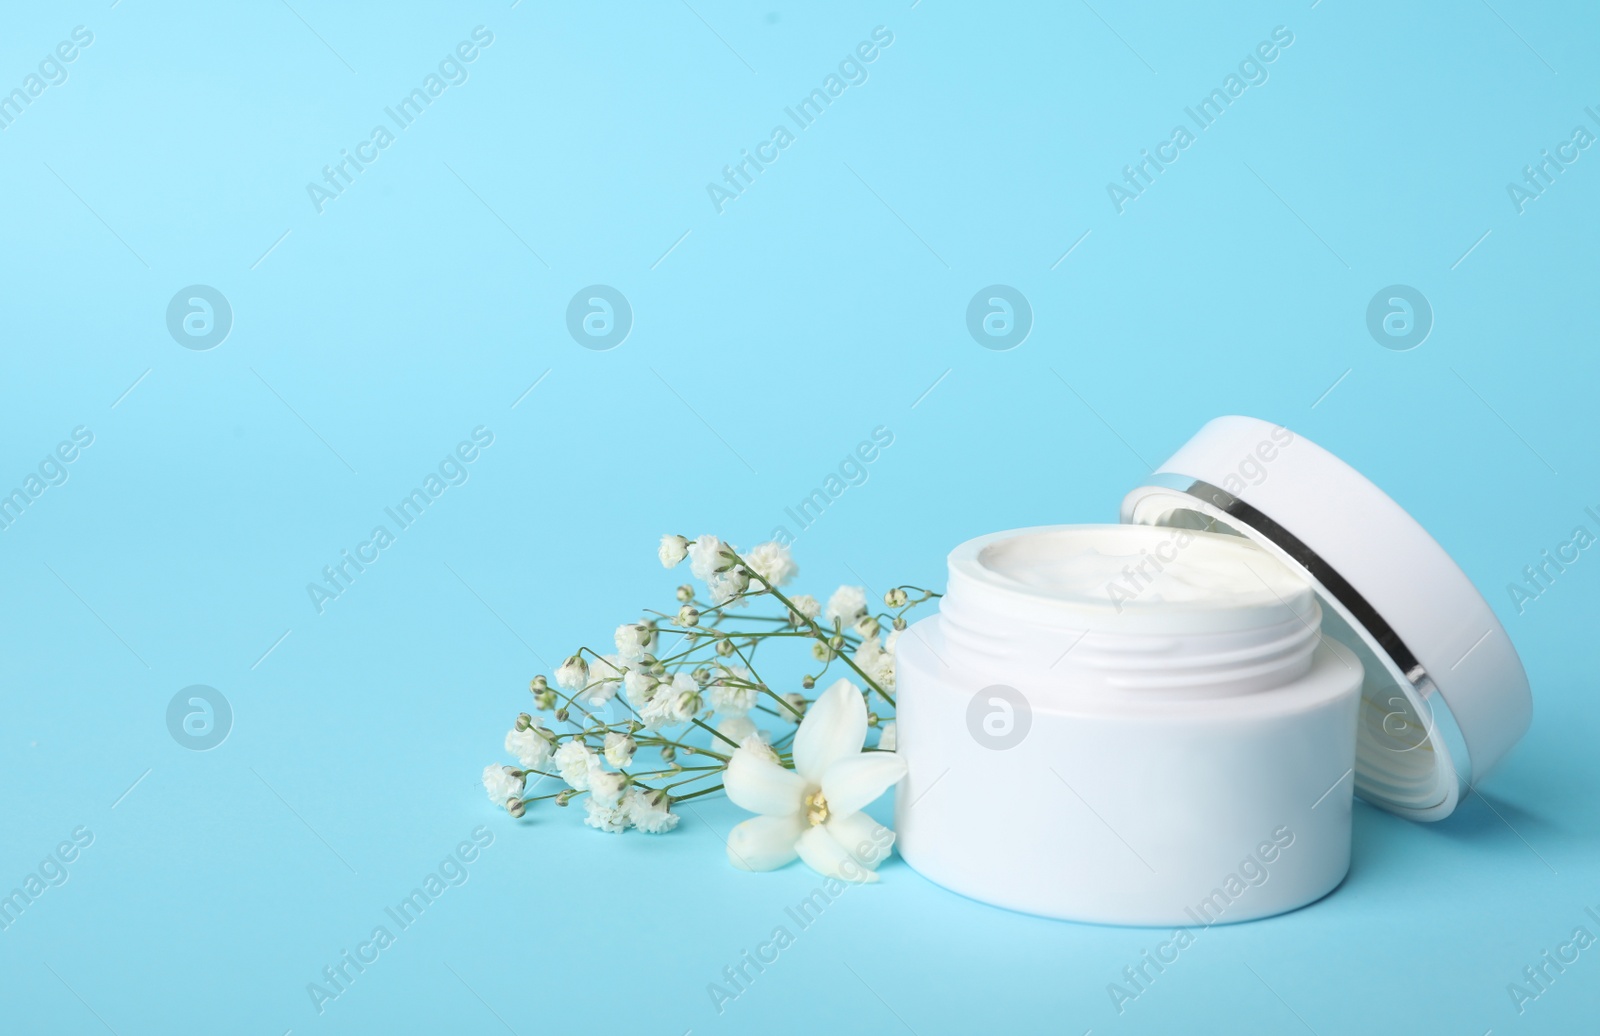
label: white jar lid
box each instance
[1121,416,1532,821]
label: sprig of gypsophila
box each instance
[481,534,938,835]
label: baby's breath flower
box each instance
[604,731,637,768]
[708,667,757,715]
[583,797,631,833]
[884,587,908,608]
[505,721,553,769]
[788,594,822,625]
[625,789,680,834]
[878,719,897,751]
[614,622,657,663]
[743,541,798,588]
[482,764,524,806]
[717,713,761,747]
[554,655,588,692]
[825,585,868,630]
[555,740,597,791]
[584,654,625,706]
[589,770,626,808]
[659,534,690,568]
[507,798,527,818]
[641,672,702,729]
[624,669,658,708]
[678,604,700,627]
[707,566,750,605]
[675,584,695,603]
[688,535,728,581]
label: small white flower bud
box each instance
[659,534,691,568]
[676,584,695,602]
[884,588,908,608]
[506,797,526,818]
[678,605,700,627]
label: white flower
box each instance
[743,541,797,588]
[791,594,822,619]
[584,796,631,834]
[689,535,749,605]
[554,655,588,692]
[659,534,690,568]
[504,724,552,769]
[614,623,657,664]
[641,671,702,730]
[482,764,525,807]
[624,669,658,708]
[717,713,763,747]
[824,586,868,630]
[625,788,680,834]
[589,770,626,808]
[722,678,907,882]
[688,535,728,581]
[555,740,598,791]
[604,731,636,768]
[584,654,625,705]
[706,566,750,606]
[854,636,895,691]
[708,667,757,715]
[877,720,896,752]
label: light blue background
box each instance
[2,1,1597,1033]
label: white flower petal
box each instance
[825,810,896,871]
[796,825,879,883]
[724,746,805,817]
[793,678,867,783]
[727,814,806,871]
[820,752,907,818]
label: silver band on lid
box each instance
[1138,472,1473,798]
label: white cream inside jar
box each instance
[893,524,1363,925]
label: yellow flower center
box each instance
[804,789,829,827]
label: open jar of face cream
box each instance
[893,416,1531,925]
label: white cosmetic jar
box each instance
[893,416,1532,925]
[894,524,1362,925]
